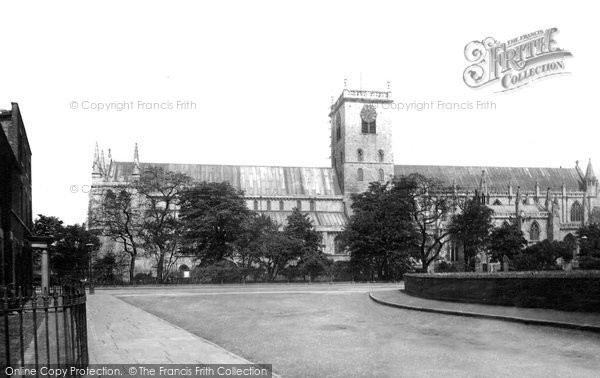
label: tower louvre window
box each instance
[357,168,364,181]
[361,120,376,134]
[357,149,364,162]
[571,201,582,222]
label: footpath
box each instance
[370,289,600,332]
[86,293,254,364]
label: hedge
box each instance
[404,271,600,312]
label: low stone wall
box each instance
[404,271,600,312]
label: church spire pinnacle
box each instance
[100,149,106,173]
[92,142,102,176]
[132,143,141,177]
[585,158,596,180]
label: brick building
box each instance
[0,102,33,289]
[89,84,599,276]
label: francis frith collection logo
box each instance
[463,28,572,92]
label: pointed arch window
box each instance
[571,201,582,222]
[529,221,540,241]
[378,149,384,162]
[357,149,364,162]
[334,235,344,255]
[378,169,385,182]
[357,168,364,181]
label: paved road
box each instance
[100,283,600,377]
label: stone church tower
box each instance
[329,83,394,214]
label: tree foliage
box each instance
[512,240,573,271]
[395,174,453,273]
[90,188,142,282]
[33,215,100,283]
[489,221,527,262]
[344,181,415,280]
[135,166,191,282]
[577,223,600,269]
[449,197,495,269]
[179,181,251,266]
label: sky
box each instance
[0,0,598,225]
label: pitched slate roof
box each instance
[394,164,582,192]
[107,162,342,197]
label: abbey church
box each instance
[89,84,600,273]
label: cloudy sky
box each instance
[1,0,597,225]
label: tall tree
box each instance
[394,174,453,273]
[489,221,527,262]
[135,166,191,282]
[89,188,142,282]
[284,208,328,281]
[33,215,100,283]
[235,214,287,281]
[344,181,415,281]
[179,181,251,266]
[448,196,495,270]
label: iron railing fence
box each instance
[0,284,88,374]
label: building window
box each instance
[334,235,343,255]
[571,201,583,222]
[529,221,540,241]
[357,168,363,181]
[357,149,364,162]
[279,200,284,211]
[267,200,271,211]
[253,199,259,211]
[335,113,342,141]
[378,169,385,182]
[296,200,302,210]
[310,200,316,211]
[449,241,459,261]
[378,149,384,162]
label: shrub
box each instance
[436,261,459,273]
[512,240,572,271]
[193,260,243,283]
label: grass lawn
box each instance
[119,288,600,377]
[1,312,36,366]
